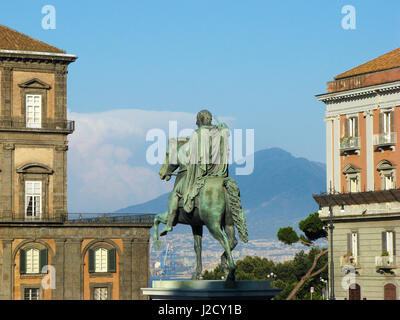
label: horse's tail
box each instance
[224,177,248,243]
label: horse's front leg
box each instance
[152,212,169,249]
[191,225,203,280]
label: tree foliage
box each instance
[276,211,328,300]
[202,251,328,300]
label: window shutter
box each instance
[88,249,95,273]
[40,249,48,273]
[108,248,116,273]
[357,233,360,256]
[347,233,352,254]
[344,119,349,137]
[20,249,26,274]
[379,112,384,134]
[393,231,396,256]
[390,111,395,133]
[382,231,387,253]
[354,117,359,137]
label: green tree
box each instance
[277,212,328,300]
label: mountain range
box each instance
[115,148,326,240]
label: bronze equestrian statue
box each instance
[152,110,248,282]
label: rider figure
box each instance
[160,109,229,236]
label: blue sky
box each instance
[1,1,399,211]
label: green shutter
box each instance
[88,249,95,273]
[40,249,48,273]
[390,111,395,133]
[20,249,26,274]
[347,233,352,255]
[382,231,387,253]
[379,112,384,134]
[393,231,396,256]
[108,248,116,273]
[354,117,359,137]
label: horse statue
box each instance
[152,137,248,282]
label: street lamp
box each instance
[327,183,342,300]
[267,272,277,281]
[320,277,328,300]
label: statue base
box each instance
[141,280,281,300]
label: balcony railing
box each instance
[340,255,360,268]
[0,213,156,224]
[67,213,156,224]
[373,132,397,148]
[375,255,396,269]
[340,136,360,152]
[0,119,75,132]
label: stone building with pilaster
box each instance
[0,24,152,300]
[314,48,400,300]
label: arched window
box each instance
[19,247,48,274]
[88,246,116,273]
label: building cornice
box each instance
[315,80,400,104]
[0,49,77,64]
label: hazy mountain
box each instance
[115,148,326,239]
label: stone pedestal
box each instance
[141,280,281,300]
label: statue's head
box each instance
[196,109,212,127]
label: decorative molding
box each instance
[3,143,15,150]
[18,78,51,90]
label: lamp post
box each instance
[267,272,277,284]
[328,184,336,300]
[320,277,328,300]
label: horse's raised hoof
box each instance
[160,227,172,237]
[153,239,162,249]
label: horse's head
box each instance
[159,137,189,181]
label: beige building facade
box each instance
[314,48,400,300]
[0,25,152,300]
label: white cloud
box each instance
[66,108,235,213]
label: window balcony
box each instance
[340,255,360,268]
[340,137,360,154]
[373,132,396,151]
[375,255,396,270]
[0,118,74,133]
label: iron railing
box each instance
[375,255,396,268]
[67,213,156,224]
[0,213,155,224]
[373,132,397,147]
[0,119,75,132]
[340,136,360,151]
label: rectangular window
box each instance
[26,248,40,274]
[351,232,358,257]
[350,177,358,193]
[93,287,108,300]
[386,231,395,256]
[348,117,357,137]
[95,248,108,273]
[383,111,392,134]
[25,181,42,218]
[24,288,39,300]
[26,95,41,128]
[384,174,395,190]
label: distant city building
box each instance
[0,25,152,300]
[314,48,400,300]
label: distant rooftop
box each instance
[0,24,65,54]
[334,47,400,80]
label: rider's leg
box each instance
[160,192,179,236]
